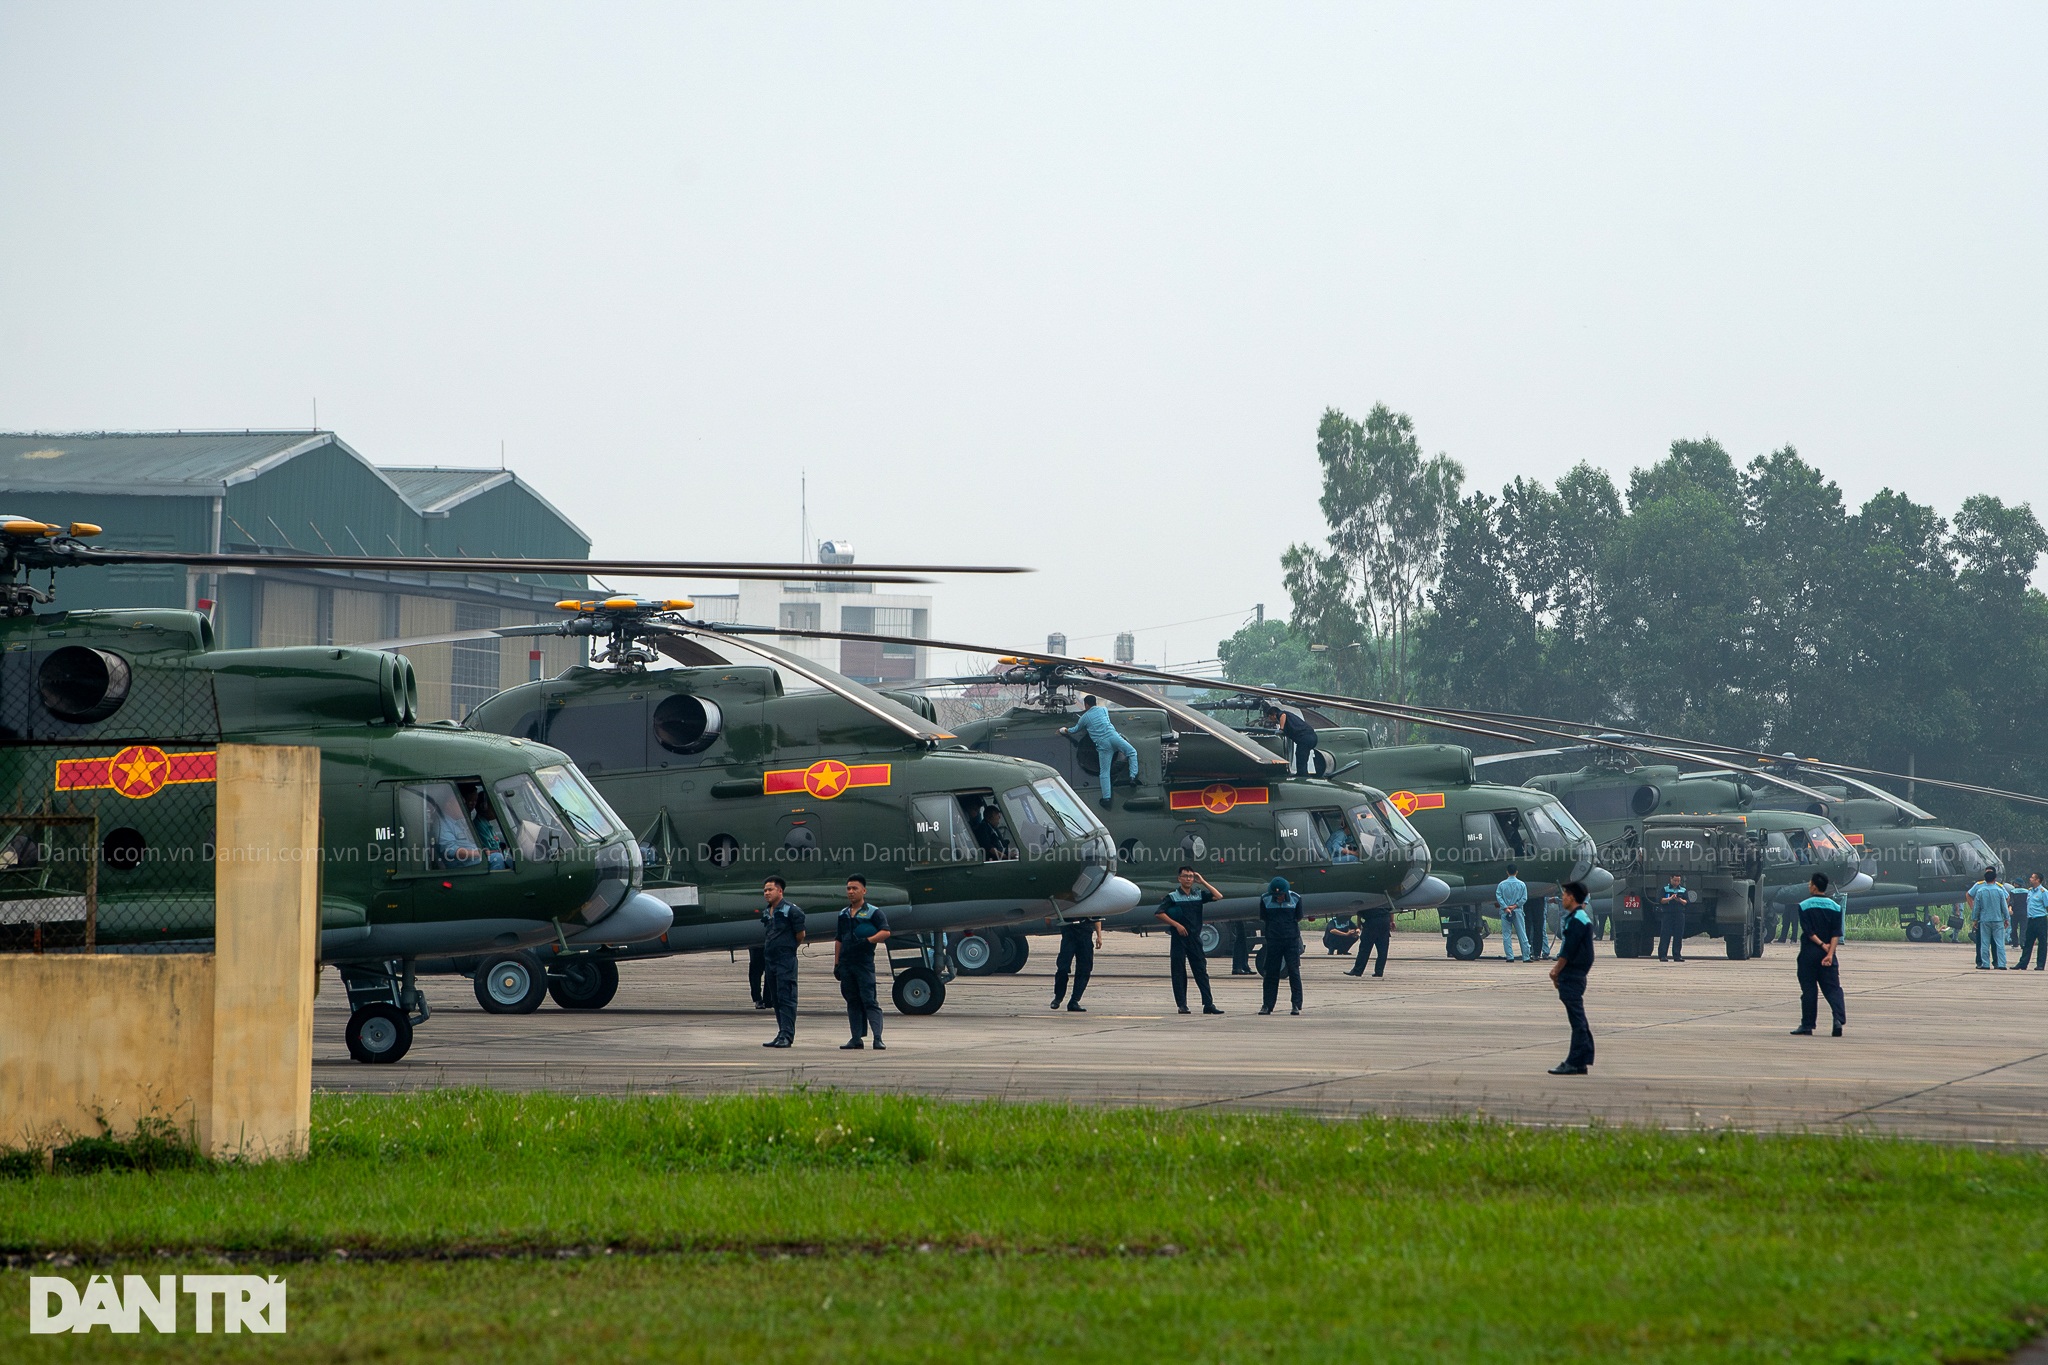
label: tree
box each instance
[1284,404,1464,703]
[1215,619,1336,694]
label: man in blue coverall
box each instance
[1968,868,2010,970]
[2020,872,2048,972]
[1496,865,1530,962]
[1060,694,1140,807]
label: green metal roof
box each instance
[380,466,510,512]
[0,431,378,496]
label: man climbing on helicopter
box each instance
[1261,702,1321,778]
[1060,694,1140,807]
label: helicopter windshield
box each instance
[536,764,624,844]
[494,773,573,861]
[1345,805,1392,861]
[1804,824,1855,863]
[1373,797,1425,849]
[1032,778,1105,843]
[999,784,1070,854]
[1539,799,1592,844]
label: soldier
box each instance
[1655,873,1688,962]
[1322,913,1361,956]
[1496,865,1530,962]
[1156,865,1224,1015]
[1049,914,1102,1011]
[759,876,805,1047]
[1261,703,1321,778]
[1347,902,1394,978]
[1967,868,2009,970]
[833,875,890,1051]
[2021,872,2048,972]
[1229,920,1255,975]
[1258,877,1306,1015]
[1059,694,1140,808]
[1529,893,1552,961]
[748,943,770,1010]
[1547,880,1595,1075]
[1788,871,1845,1036]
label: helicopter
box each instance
[663,631,1451,967]
[1742,756,1999,941]
[0,517,1029,1059]
[390,599,1141,1017]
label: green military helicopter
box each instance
[401,600,1141,1016]
[678,631,1452,965]
[0,517,1026,1058]
[1203,703,1606,959]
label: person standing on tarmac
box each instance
[2020,872,2048,973]
[1229,921,1255,976]
[1547,881,1596,1075]
[1060,695,1140,808]
[1156,866,1225,1015]
[1348,902,1395,978]
[1789,871,1846,1036]
[1050,914,1102,1011]
[1261,703,1321,778]
[1968,868,2010,970]
[1496,865,1530,963]
[760,876,806,1047]
[748,944,770,1010]
[833,875,890,1051]
[1258,877,1307,1015]
[1656,874,1688,962]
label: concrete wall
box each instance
[0,744,320,1159]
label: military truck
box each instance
[1609,814,1769,961]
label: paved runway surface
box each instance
[315,934,2048,1144]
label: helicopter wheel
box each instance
[952,933,1000,976]
[1905,920,1929,943]
[473,952,548,1013]
[892,965,947,1016]
[345,1003,413,1064]
[548,959,620,1010]
[994,935,1030,974]
[1198,922,1224,957]
[1446,926,1484,961]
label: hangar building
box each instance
[0,430,588,721]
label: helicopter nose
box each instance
[1395,875,1450,910]
[562,891,673,947]
[1843,871,1874,896]
[1068,874,1140,920]
[1585,866,1615,894]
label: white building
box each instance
[691,541,931,684]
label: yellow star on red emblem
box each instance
[1200,784,1237,814]
[805,760,851,799]
[108,745,170,799]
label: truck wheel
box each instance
[547,959,620,1010]
[1612,931,1644,959]
[892,965,946,1016]
[953,933,998,976]
[995,935,1030,974]
[1748,917,1765,959]
[1447,928,1484,961]
[474,952,547,1013]
[1725,927,1750,961]
[345,1003,413,1064]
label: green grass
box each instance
[4,1091,2047,1361]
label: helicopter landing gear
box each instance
[995,934,1029,974]
[953,932,1000,976]
[547,958,620,1010]
[1442,911,1487,961]
[888,933,954,1015]
[339,959,429,1064]
[473,951,548,1013]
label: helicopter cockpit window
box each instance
[1310,808,1356,861]
[1803,825,1854,863]
[1345,805,1392,861]
[536,764,624,845]
[1274,810,1326,865]
[398,782,496,874]
[912,795,984,865]
[1763,831,1796,865]
[1957,837,1998,874]
[459,780,513,868]
[1461,812,1512,863]
[1520,804,1571,853]
[493,773,571,862]
[1032,779,1103,843]
[999,784,1065,855]
[1373,798,1425,851]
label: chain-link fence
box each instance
[0,638,224,954]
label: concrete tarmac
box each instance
[315,935,2048,1145]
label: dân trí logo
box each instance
[29,1274,286,1334]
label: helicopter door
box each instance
[386,779,506,922]
[1461,812,1513,864]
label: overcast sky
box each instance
[3,2,2043,673]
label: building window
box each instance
[451,603,501,719]
[779,602,821,632]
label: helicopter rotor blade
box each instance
[1472,746,1582,767]
[1809,770,1938,822]
[657,622,955,743]
[59,549,981,585]
[353,623,563,652]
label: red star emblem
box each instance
[108,745,170,799]
[804,760,852,799]
[1199,784,1237,814]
